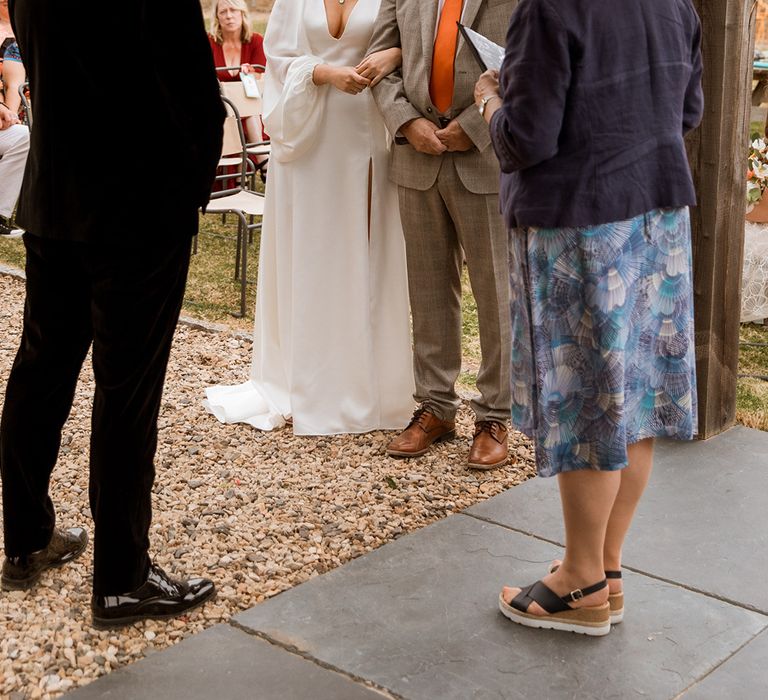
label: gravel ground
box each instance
[0,272,536,699]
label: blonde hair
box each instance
[212,0,252,44]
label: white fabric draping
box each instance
[260,0,325,163]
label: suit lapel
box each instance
[420,0,439,80]
[457,0,483,58]
[461,0,483,28]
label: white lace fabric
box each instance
[742,223,768,323]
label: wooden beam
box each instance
[687,0,755,438]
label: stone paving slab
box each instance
[67,624,389,700]
[466,426,768,614]
[681,629,768,698]
[236,515,767,700]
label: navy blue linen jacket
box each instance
[490,0,703,229]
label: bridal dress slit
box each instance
[204,0,415,435]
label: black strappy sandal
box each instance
[498,578,611,636]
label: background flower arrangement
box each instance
[748,136,768,206]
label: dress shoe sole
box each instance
[1,572,44,591]
[91,589,217,630]
[1,536,89,591]
[387,430,456,458]
[466,456,509,470]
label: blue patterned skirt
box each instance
[509,208,698,477]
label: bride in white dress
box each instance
[204,0,415,435]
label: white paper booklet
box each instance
[240,72,262,99]
[458,23,505,72]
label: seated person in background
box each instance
[2,40,25,115]
[0,0,14,93]
[1,0,13,53]
[0,99,29,237]
[208,0,266,147]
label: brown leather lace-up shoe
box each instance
[387,407,455,458]
[467,420,510,470]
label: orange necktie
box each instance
[430,0,463,113]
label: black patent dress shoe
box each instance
[2,527,89,591]
[91,563,215,629]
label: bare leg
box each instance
[502,469,620,613]
[244,117,261,145]
[541,439,655,597]
[602,437,654,592]
[1,58,26,115]
[244,118,268,175]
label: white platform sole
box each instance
[498,595,611,637]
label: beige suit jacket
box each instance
[369,0,517,194]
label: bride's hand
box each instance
[313,64,371,94]
[356,48,402,87]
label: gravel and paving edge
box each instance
[0,270,536,699]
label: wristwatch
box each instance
[478,94,500,117]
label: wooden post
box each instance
[687,0,756,438]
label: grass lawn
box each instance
[737,323,768,430]
[185,214,261,332]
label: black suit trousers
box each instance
[0,233,191,595]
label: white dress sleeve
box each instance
[262,0,327,162]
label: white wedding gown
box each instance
[204,0,415,435]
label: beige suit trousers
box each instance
[398,153,511,423]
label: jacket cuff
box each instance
[385,102,424,139]
[455,103,492,152]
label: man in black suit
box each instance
[1,0,225,628]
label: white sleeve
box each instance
[262,0,327,162]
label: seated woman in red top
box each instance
[208,0,266,147]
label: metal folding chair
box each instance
[18,80,31,128]
[202,94,266,318]
[215,65,270,185]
